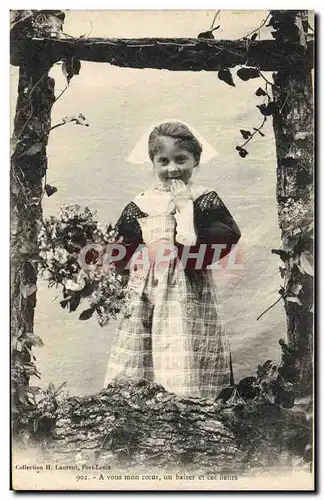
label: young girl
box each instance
[104,122,241,399]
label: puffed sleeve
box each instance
[113,202,147,270]
[195,191,241,247]
[190,191,241,267]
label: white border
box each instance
[3,4,322,498]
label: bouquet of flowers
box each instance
[38,204,127,326]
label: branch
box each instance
[238,12,271,40]
[239,116,267,150]
[257,294,284,321]
[49,113,89,132]
[209,10,220,30]
[49,122,65,132]
[11,37,313,72]
[258,70,279,90]
[51,85,68,108]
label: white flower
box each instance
[41,270,52,280]
[46,250,55,261]
[54,248,69,265]
[39,241,47,249]
[90,291,99,305]
[65,278,86,291]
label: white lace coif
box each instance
[127,119,219,165]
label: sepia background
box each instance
[10,10,288,396]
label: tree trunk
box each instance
[13,380,312,474]
[271,11,314,396]
[11,54,55,394]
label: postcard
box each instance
[10,9,314,491]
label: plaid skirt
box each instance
[104,258,232,399]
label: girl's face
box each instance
[152,136,197,185]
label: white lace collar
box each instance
[133,183,213,215]
[152,179,193,192]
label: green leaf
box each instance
[236,146,249,158]
[300,250,313,276]
[265,392,276,404]
[69,293,81,312]
[12,349,23,365]
[17,387,29,406]
[79,308,95,321]
[215,386,235,403]
[255,87,267,97]
[60,297,71,309]
[45,184,58,197]
[257,364,266,377]
[20,430,32,444]
[297,264,305,275]
[286,296,302,306]
[48,381,55,393]
[11,176,20,196]
[303,221,314,235]
[62,58,73,84]
[218,68,235,87]
[13,329,24,342]
[291,283,303,295]
[237,67,260,81]
[24,367,38,377]
[53,381,67,397]
[33,418,39,434]
[24,333,44,348]
[12,406,20,416]
[19,242,39,256]
[71,57,81,75]
[26,386,41,394]
[281,233,300,252]
[23,361,36,367]
[257,102,278,116]
[278,390,295,408]
[75,113,89,126]
[28,254,42,263]
[198,30,215,39]
[21,284,37,299]
[240,129,251,139]
[271,249,290,261]
[10,136,20,156]
[61,114,89,127]
[279,266,286,278]
[263,360,273,370]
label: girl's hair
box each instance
[148,122,202,165]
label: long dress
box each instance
[104,184,241,399]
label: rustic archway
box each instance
[10,9,314,477]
